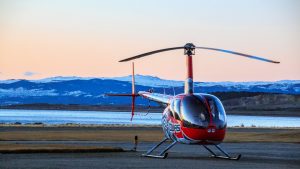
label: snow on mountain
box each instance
[0,75,300,103]
[0,87,58,97]
[0,76,92,84]
[0,79,20,84]
[1,75,298,89]
[0,75,299,105]
[31,76,94,83]
[0,75,183,86]
[104,75,300,90]
[196,80,300,87]
[104,74,183,87]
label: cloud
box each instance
[23,71,38,76]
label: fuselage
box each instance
[162,93,227,145]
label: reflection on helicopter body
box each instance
[162,93,227,144]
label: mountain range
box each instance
[0,75,299,106]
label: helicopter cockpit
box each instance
[169,94,226,129]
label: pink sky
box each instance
[0,0,299,82]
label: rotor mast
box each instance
[184,43,196,95]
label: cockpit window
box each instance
[173,99,181,120]
[181,95,210,128]
[169,99,181,120]
[170,100,175,113]
[168,106,174,118]
[202,95,227,129]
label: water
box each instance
[0,109,299,127]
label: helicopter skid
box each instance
[141,153,168,159]
[141,138,177,159]
[209,154,242,160]
[203,144,241,160]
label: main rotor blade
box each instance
[196,47,280,64]
[119,47,184,62]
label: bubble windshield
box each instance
[180,94,227,129]
[180,95,210,128]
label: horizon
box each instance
[0,74,299,83]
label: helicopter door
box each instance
[202,95,227,129]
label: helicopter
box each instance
[107,43,279,160]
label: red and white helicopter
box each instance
[108,43,279,160]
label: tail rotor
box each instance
[106,62,138,121]
[131,62,136,121]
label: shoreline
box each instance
[0,123,300,130]
[1,107,299,117]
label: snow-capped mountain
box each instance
[0,75,299,105]
[104,75,183,87]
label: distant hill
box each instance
[0,75,299,107]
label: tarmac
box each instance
[1,141,299,169]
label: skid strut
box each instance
[142,138,177,159]
[203,144,241,160]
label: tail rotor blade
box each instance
[132,62,135,94]
[196,47,280,64]
[131,95,135,121]
[131,62,136,121]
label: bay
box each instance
[0,109,299,127]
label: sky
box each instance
[0,0,299,82]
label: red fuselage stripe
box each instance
[187,55,193,79]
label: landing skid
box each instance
[141,153,168,159]
[142,138,177,159]
[203,144,241,160]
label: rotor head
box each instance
[184,43,196,55]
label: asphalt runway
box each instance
[0,141,299,169]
